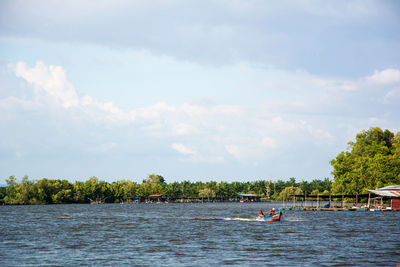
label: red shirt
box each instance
[269,210,276,215]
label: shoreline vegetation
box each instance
[1,127,399,205]
[0,175,332,205]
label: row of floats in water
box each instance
[278,207,391,212]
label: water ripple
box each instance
[1,203,399,266]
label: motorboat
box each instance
[259,211,282,221]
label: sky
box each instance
[1,0,400,184]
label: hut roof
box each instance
[368,185,400,197]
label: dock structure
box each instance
[368,185,400,211]
[280,185,400,212]
[279,207,389,212]
[235,194,260,202]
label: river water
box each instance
[1,202,399,266]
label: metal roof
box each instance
[377,185,400,190]
[368,185,400,197]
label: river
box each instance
[1,202,399,266]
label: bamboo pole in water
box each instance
[367,193,370,208]
[293,192,295,208]
[342,194,344,208]
[356,193,358,207]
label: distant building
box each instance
[368,185,400,211]
[235,194,260,202]
[147,194,168,203]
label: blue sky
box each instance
[1,0,400,184]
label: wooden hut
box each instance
[235,194,260,202]
[368,185,400,211]
[147,194,168,203]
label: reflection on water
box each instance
[1,203,399,266]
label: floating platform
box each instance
[279,207,392,212]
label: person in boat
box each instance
[258,208,264,217]
[269,208,276,215]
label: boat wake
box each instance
[190,216,282,222]
[223,217,267,222]
[284,217,306,222]
[223,217,255,221]
[191,217,260,222]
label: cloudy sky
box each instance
[1,0,399,184]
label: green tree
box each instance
[11,175,38,204]
[121,180,139,200]
[299,180,311,194]
[198,187,216,198]
[4,175,17,204]
[84,176,111,202]
[331,127,400,194]
[73,181,86,203]
[36,178,56,204]
[264,180,272,200]
[216,182,232,197]
[277,186,302,201]
[180,180,196,198]
[139,174,166,195]
[0,186,6,204]
[51,180,74,204]
[165,182,182,198]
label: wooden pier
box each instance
[279,206,391,212]
[279,192,398,211]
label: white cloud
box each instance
[1,0,400,182]
[383,87,400,103]
[5,60,400,171]
[12,61,134,124]
[171,143,196,155]
[299,120,334,143]
[298,0,389,19]
[312,78,357,91]
[261,137,277,148]
[6,61,335,166]
[224,134,278,161]
[366,69,400,85]
[225,144,242,159]
[15,62,79,108]
[0,96,40,114]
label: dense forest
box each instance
[0,175,331,204]
[1,127,399,205]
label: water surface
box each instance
[1,203,399,266]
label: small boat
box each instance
[260,211,282,221]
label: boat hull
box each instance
[263,212,281,221]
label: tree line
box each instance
[0,174,332,205]
[1,127,399,205]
